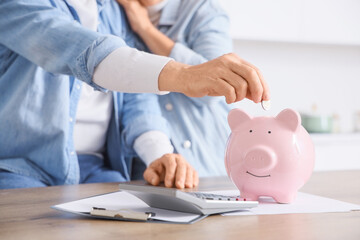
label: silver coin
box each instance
[261,100,271,111]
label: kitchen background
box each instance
[219,0,360,171]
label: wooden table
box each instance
[1,170,359,240]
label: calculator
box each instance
[119,182,258,215]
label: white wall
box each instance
[231,40,360,133]
[219,0,360,170]
[220,0,360,46]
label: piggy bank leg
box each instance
[273,192,297,204]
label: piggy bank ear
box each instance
[276,108,301,131]
[228,108,252,132]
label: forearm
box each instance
[137,25,175,57]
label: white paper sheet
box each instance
[53,190,360,222]
[200,190,360,216]
[52,191,203,223]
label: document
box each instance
[198,190,360,216]
[53,189,360,223]
[52,191,205,224]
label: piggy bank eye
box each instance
[249,130,253,133]
[268,131,272,134]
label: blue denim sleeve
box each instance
[169,0,232,65]
[169,0,232,105]
[120,93,170,155]
[0,0,127,90]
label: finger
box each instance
[212,78,236,104]
[241,59,270,101]
[258,74,270,101]
[184,166,194,188]
[193,170,199,188]
[228,60,263,103]
[222,70,248,102]
[174,157,187,189]
[259,77,270,101]
[154,161,167,182]
[149,160,166,180]
[163,155,177,188]
[143,167,161,186]
[224,54,263,103]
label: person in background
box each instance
[117,0,269,177]
[0,0,269,189]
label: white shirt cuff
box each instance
[133,130,174,166]
[93,47,172,94]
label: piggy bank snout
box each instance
[243,146,277,172]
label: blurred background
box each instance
[219,0,360,171]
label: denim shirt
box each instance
[0,0,169,185]
[155,0,233,176]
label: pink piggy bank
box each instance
[225,108,315,203]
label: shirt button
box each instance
[165,103,173,111]
[183,140,192,149]
[76,84,81,90]
[69,117,73,122]
[70,151,75,156]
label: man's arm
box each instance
[116,0,270,104]
[158,56,270,104]
[120,93,198,189]
[0,0,268,102]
